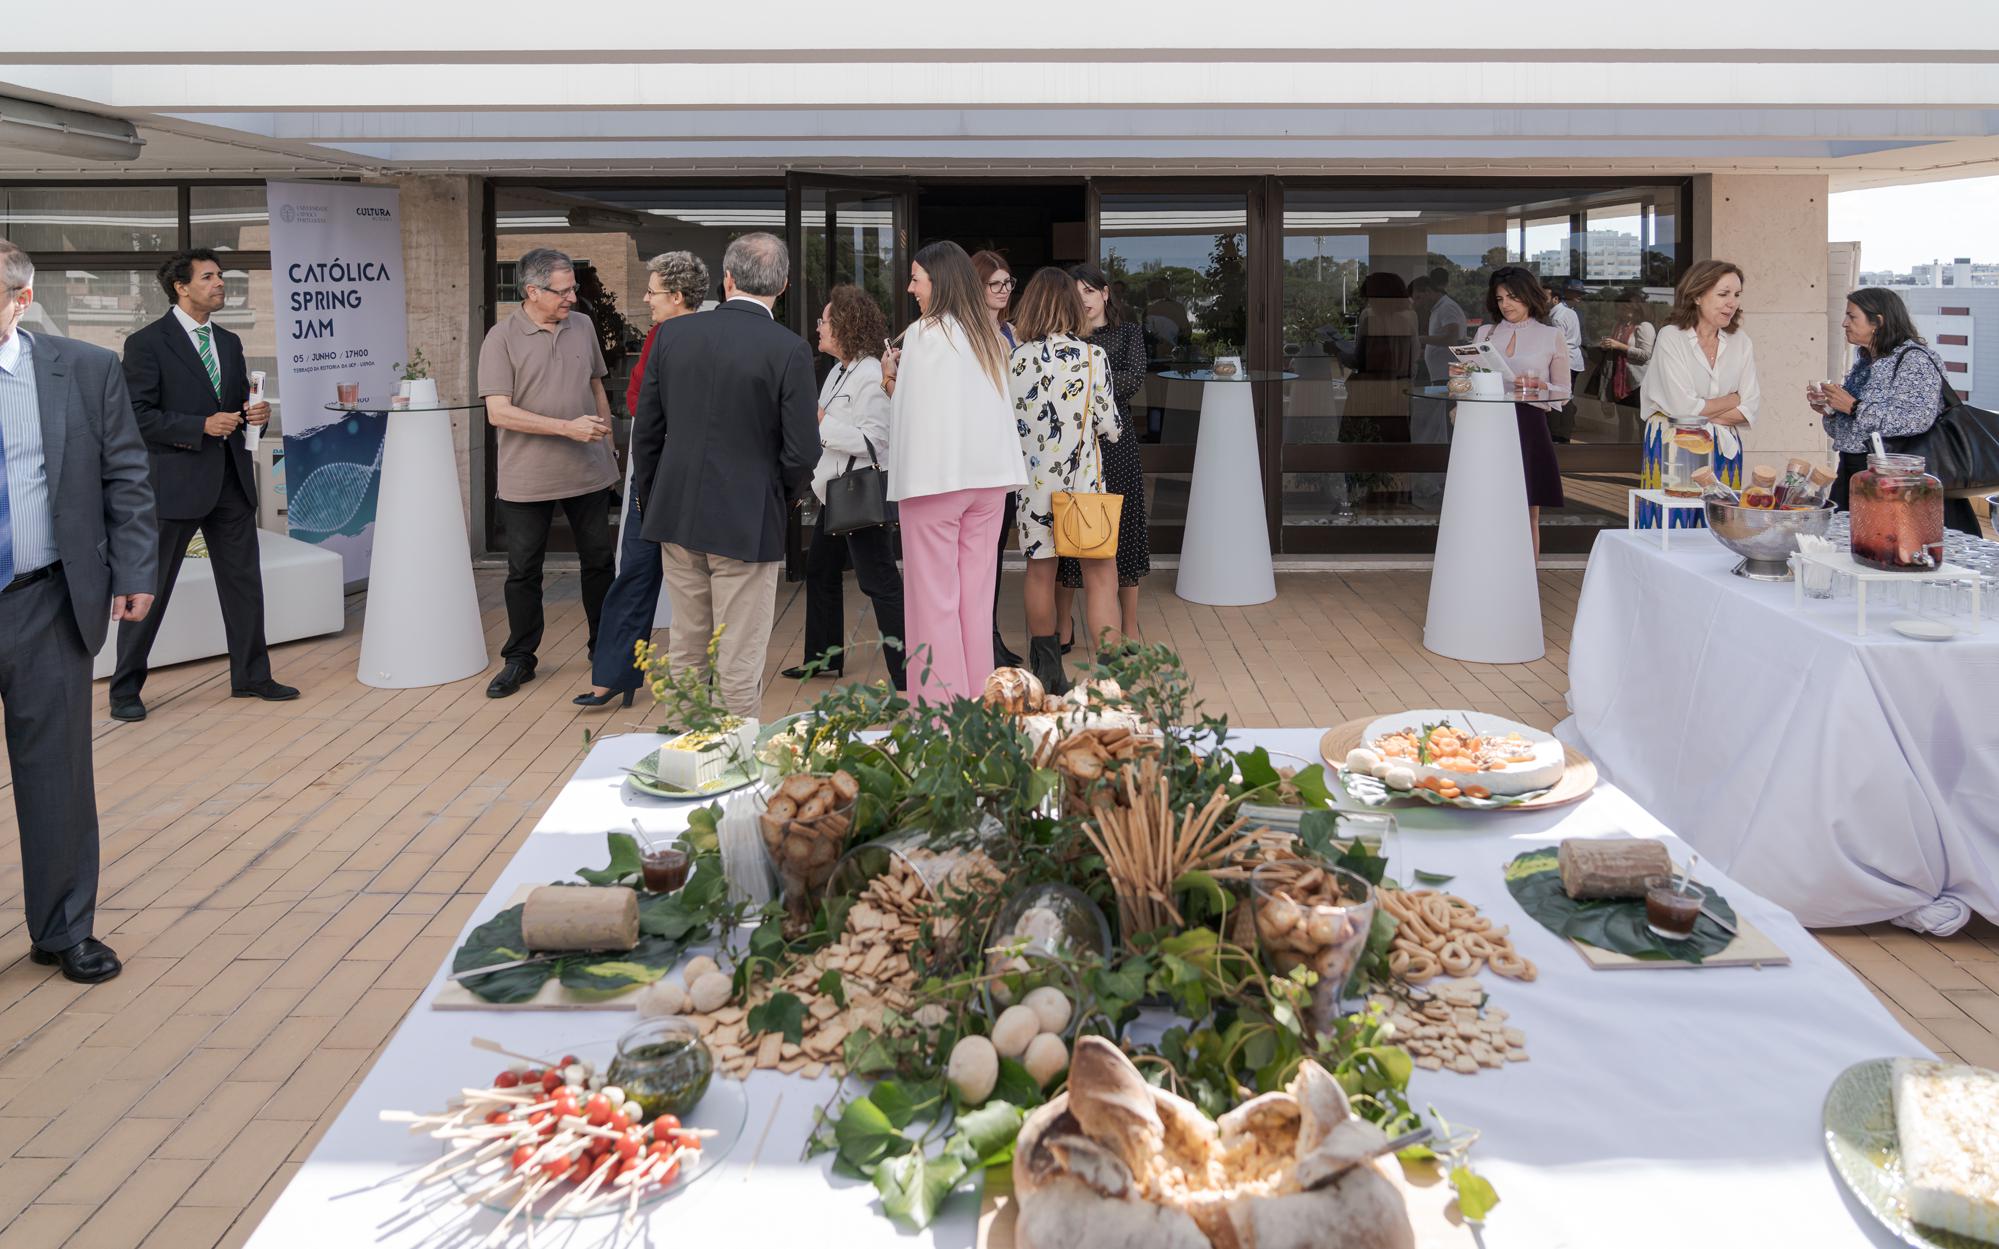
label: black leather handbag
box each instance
[822,436,892,535]
[1882,353,1999,496]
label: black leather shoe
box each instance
[780,665,842,681]
[487,662,535,699]
[572,688,636,708]
[109,697,147,722]
[29,937,122,984]
[993,631,1024,670]
[232,680,300,701]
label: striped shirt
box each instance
[0,330,58,575]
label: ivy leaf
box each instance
[1295,809,1341,862]
[873,1150,963,1230]
[990,1057,1046,1108]
[1413,869,1456,886]
[949,1101,1026,1166]
[843,1027,901,1076]
[576,832,642,886]
[748,916,789,963]
[1334,837,1391,888]
[746,991,806,1046]
[868,1078,921,1130]
[834,1095,912,1171]
[1450,1165,1501,1223]
[1233,746,1281,792]
[816,968,847,1009]
[1290,763,1337,809]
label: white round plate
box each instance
[1891,619,1959,642]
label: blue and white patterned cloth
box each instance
[1821,341,1948,453]
[0,329,57,578]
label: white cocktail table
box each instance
[1423,393,1543,663]
[1165,369,1290,606]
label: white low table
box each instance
[243,727,1925,1249]
[352,403,490,688]
[1563,528,1999,933]
[1424,393,1543,663]
[89,529,345,679]
[1168,369,1286,607]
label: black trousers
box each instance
[497,490,616,668]
[991,491,1016,641]
[1831,451,1983,537]
[800,517,907,690]
[590,491,663,693]
[112,473,270,701]
[2,567,99,950]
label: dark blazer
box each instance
[122,311,254,521]
[25,332,159,653]
[632,300,820,564]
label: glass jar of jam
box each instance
[1849,452,1944,571]
[641,847,690,894]
[1661,419,1715,497]
[606,1017,713,1123]
[1643,875,1703,941]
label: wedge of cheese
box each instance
[1892,1057,1999,1242]
[652,719,758,789]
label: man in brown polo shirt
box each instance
[477,247,619,698]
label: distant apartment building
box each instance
[1888,288,1983,405]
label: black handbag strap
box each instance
[843,435,881,475]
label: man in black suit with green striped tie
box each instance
[111,249,298,720]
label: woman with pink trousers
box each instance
[882,241,1027,705]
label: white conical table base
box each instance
[1173,372,1282,606]
[357,405,488,688]
[1423,396,1544,663]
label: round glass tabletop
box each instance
[1403,385,1574,401]
[1157,369,1298,383]
[323,401,487,413]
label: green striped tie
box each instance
[194,324,221,395]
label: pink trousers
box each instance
[897,486,1009,706]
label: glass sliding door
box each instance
[786,174,914,353]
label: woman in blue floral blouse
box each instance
[1811,288,1982,535]
[1007,268,1121,692]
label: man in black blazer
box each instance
[632,232,818,718]
[0,240,158,983]
[110,249,297,719]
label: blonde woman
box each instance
[884,241,1028,705]
[1007,268,1120,693]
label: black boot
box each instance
[993,629,1024,670]
[1028,635,1070,697]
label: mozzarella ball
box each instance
[1021,986,1072,1035]
[991,1005,1041,1059]
[1023,1033,1069,1088]
[1345,747,1381,773]
[637,979,688,1017]
[688,971,734,1013]
[1384,766,1416,791]
[947,1035,999,1105]
[681,955,721,985]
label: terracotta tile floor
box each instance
[1,564,1994,1247]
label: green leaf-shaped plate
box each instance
[1823,1057,1993,1249]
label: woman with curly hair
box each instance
[780,286,907,688]
[575,250,709,706]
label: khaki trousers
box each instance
[660,544,780,719]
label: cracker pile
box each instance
[1378,887,1537,983]
[1382,978,1528,1075]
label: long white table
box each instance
[244,729,1927,1249]
[1561,528,1999,935]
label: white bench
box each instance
[91,529,347,679]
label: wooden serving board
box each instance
[1568,916,1790,971]
[978,1156,1475,1248]
[1319,718,1597,813]
[432,885,657,1012]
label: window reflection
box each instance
[0,187,178,253]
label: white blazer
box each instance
[886,314,1027,502]
[1640,324,1761,426]
[811,355,890,504]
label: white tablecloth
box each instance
[1562,529,1999,934]
[243,730,1927,1249]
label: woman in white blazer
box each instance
[781,285,905,689]
[1637,260,1759,530]
[883,241,1028,705]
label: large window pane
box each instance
[1279,183,1684,555]
[0,187,178,253]
[798,187,897,344]
[191,185,270,253]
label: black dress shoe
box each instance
[29,937,122,984]
[572,688,636,708]
[780,665,842,681]
[487,662,535,699]
[109,697,147,722]
[232,680,300,701]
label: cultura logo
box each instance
[357,207,391,218]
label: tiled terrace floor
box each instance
[0,564,1994,1248]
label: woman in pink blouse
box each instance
[1473,266,1570,559]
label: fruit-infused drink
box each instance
[1661,420,1714,496]
[1849,453,1944,571]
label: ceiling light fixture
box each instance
[0,96,144,163]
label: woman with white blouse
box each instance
[781,285,905,689]
[1637,260,1759,530]
[1472,266,1570,560]
[883,241,1028,705]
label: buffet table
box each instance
[1561,528,1999,934]
[242,728,1926,1249]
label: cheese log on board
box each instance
[1892,1057,1999,1242]
[519,886,640,951]
[1557,839,1672,900]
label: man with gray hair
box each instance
[632,232,818,717]
[0,240,158,983]
[477,247,620,698]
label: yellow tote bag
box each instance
[1051,349,1122,560]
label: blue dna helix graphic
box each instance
[287,437,386,536]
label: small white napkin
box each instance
[1794,535,1836,597]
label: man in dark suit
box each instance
[110,248,297,719]
[632,232,818,718]
[0,240,158,983]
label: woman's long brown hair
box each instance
[913,240,1009,393]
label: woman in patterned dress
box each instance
[1007,268,1121,693]
[1636,260,1757,530]
[1055,263,1151,650]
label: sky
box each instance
[1829,176,1999,272]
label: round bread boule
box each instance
[948,1035,999,1104]
[688,970,733,1013]
[1022,985,1072,1035]
[992,1004,1041,1059]
[681,955,720,985]
[637,978,687,1017]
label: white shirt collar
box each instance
[172,304,212,335]
[0,328,22,375]
[724,295,775,318]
